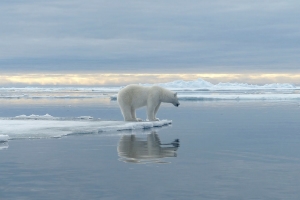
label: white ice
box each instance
[0,87,121,99]
[0,87,121,93]
[144,78,299,91]
[177,93,300,101]
[0,115,172,140]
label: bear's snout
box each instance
[176,103,180,107]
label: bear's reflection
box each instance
[118,131,179,164]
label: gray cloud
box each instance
[0,0,300,73]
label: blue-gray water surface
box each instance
[1,97,300,200]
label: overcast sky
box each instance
[0,0,300,74]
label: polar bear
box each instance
[117,84,180,121]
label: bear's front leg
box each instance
[147,103,159,121]
[154,102,161,121]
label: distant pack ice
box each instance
[142,78,298,90]
[1,78,300,101]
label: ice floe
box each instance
[0,115,172,140]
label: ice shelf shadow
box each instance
[117,131,180,164]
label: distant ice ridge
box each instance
[0,95,104,99]
[144,78,299,91]
[1,79,299,94]
[0,115,172,140]
[0,87,121,99]
[0,87,121,93]
[178,94,300,101]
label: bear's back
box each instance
[118,84,150,107]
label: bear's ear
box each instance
[174,93,177,97]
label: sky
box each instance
[0,0,300,85]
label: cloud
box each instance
[0,0,300,74]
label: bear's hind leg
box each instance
[120,105,135,121]
[131,107,142,122]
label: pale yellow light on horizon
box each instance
[1,73,300,86]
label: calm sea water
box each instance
[1,97,300,200]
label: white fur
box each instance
[117,84,180,121]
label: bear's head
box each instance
[172,93,180,107]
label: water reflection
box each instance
[118,131,180,164]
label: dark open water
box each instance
[1,98,300,200]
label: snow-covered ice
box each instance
[144,79,299,91]
[177,93,300,101]
[0,115,172,140]
[129,79,300,101]
[0,87,121,99]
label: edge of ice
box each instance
[0,117,172,140]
